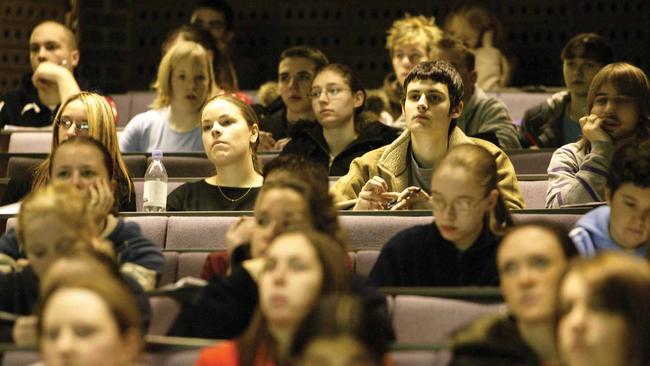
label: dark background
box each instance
[1,0,648,95]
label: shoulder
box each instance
[385,224,436,248]
[127,109,167,127]
[196,341,239,366]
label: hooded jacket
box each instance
[570,205,647,258]
[519,91,572,148]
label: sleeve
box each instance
[368,241,401,286]
[475,99,521,149]
[545,142,614,208]
[115,222,164,291]
[119,115,144,152]
[166,183,189,211]
[0,229,23,260]
[329,152,378,209]
[169,266,258,339]
[519,105,545,148]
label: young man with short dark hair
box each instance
[331,60,524,210]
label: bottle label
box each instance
[143,181,167,207]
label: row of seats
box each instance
[7,212,582,284]
[3,293,502,365]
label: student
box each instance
[520,33,613,148]
[330,60,524,210]
[450,221,579,365]
[0,182,104,343]
[38,258,144,366]
[119,41,217,152]
[444,3,510,91]
[1,91,135,211]
[190,0,239,92]
[379,14,443,127]
[281,64,400,176]
[369,144,512,286]
[0,137,164,291]
[546,62,650,208]
[166,95,263,211]
[195,230,350,366]
[258,46,329,150]
[557,253,650,366]
[436,36,520,148]
[0,21,82,128]
[291,295,392,366]
[570,143,650,258]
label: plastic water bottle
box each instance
[143,150,168,212]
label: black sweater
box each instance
[369,223,501,287]
[281,120,400,176]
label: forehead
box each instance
[202,99,243,119]
[268,233,316,258]
[278,57,317,73]
[30,23,71,46]
[393,42,428,53]
[613,183,650,203]
[312,69,345,85]
[498,227,565,263]
[193,7,225,21]
[173,55,208,72]
[52,143,105,167]
[44,288,111,321]
[406,79,450,95]
[257,187,307,211]
[61,99,87,116]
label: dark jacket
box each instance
[281,120,400,176]
[0,218,164,278]
[0,73,90,129]
[369,222,501,286]
[450,314,541,366]
[0,266,38,342]
[259,105,295,141]
[519,91,571,148]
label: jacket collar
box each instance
[377,127,473,177]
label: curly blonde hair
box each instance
[385,14,443,58]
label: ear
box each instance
[353,90,364,108]
[469,69,478,85]
[250,123,259,144]
[450,100,463,119]
[120,328,143,364]
[70,49,80,68]
[485,188,499,211]
[605,187,612,203]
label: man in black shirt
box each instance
[0,21,82,129]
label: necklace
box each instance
[217,185,254,202]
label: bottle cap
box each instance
[152,150,163,159]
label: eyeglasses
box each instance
[430,196,484,215]
[308,86,351,100]
[57,118,90,132]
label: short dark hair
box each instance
[561,33,613,64]
[401,60,464,113]
[506,220,579,260]
[195,0,235,31]
[607,142,650,195]
[278,46,329,72]
[437,36,476,71]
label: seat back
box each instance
[134,180,186,211]
[6,156,43,178]
[340,215,433,250]
[152,156,213,178]
[507,150,554,174]
[123,155,147,178]
[8,132,52,153]
[165,216,238,250]
[393,295,505,344]
[512,212,581,229]
[148,296,181,336]
[355,250,380,277]
[520,180,548,209]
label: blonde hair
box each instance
[17,182,108,256]
[385,14,443,58]
[33,92,133,206]
[151,40,216,109]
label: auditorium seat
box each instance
[391,350,447,366]
[506,149,554,175]
[165,216,238,250]
[148,296,181,336]
[393,295,505,344]
[177,252,210,279]
[7,132,51,153]
[340,215,433,250]
[129,91,156,120]
[6,156,43,178]
[355,250,380,277]
[111,93,132,126]
[150,156,213,177]
[123,155,147,178]
[519,180,548,209]
[148,350,202,366]
[124,216,168,248]
[511,212,580,229]
[160,252,178,286]
[1,351,41,366]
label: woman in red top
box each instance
[196,229,350,366]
